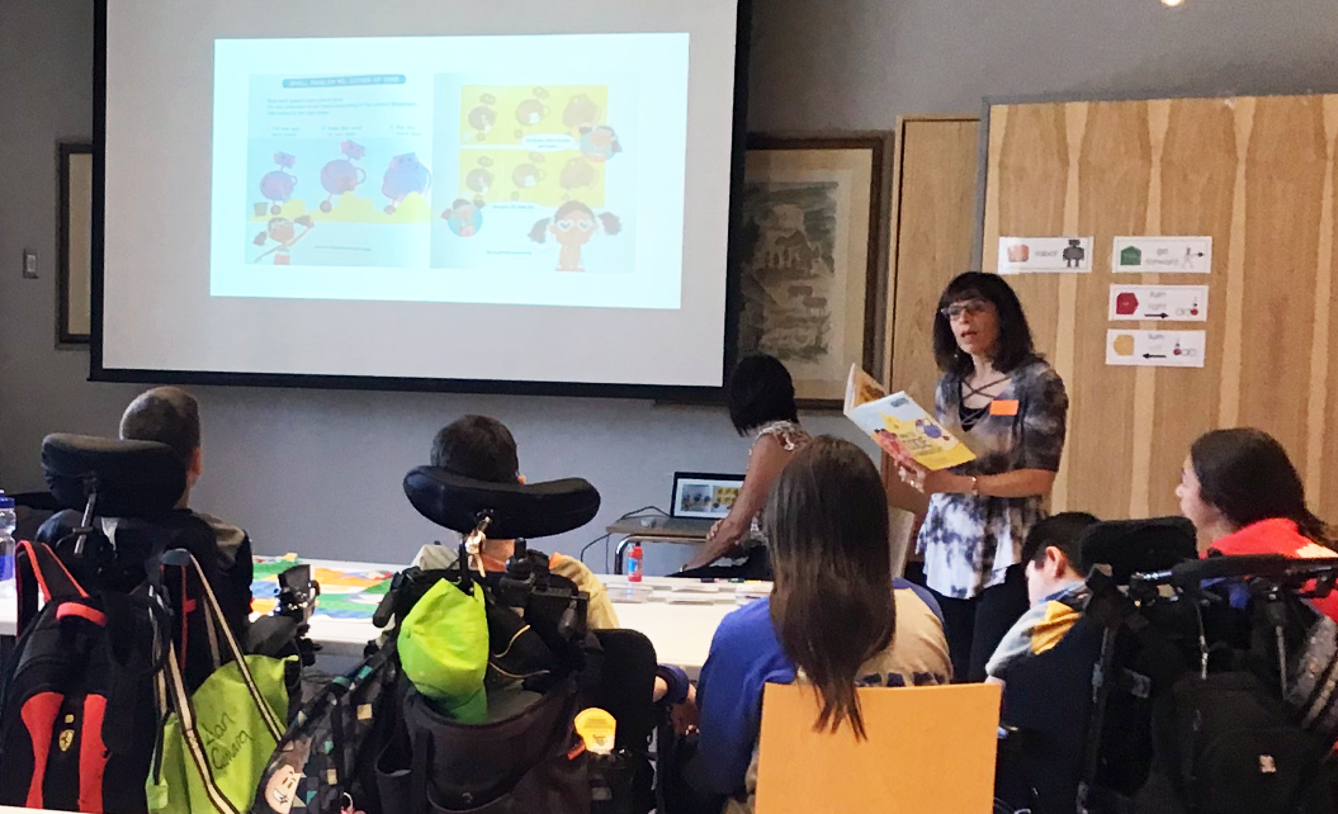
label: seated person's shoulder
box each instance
[547,552,600,591]
[714,598,782,656]
[884,579,953,684]
[894,578,945,622]
[986,585,1087,682]
[190,511,249,568]
[412,542,461,571]
[547,552,620,629]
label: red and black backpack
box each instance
[0,541,167,813]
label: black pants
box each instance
[931,564,1029,683]
[673,546,772,581]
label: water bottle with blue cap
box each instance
[0,490,15,596]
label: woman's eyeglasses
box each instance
[939,299,991,320]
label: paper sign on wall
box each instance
[1112,236,1212,273]
[1106,330,1206,368]
[997,237,1093,273]
[1109,285,1209,322]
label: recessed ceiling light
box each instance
[1162,0,1185,6]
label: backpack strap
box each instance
[99,590,170,757]
[16,540,89,632]
[162,549,284,740]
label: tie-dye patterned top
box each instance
[915,359,1068,599]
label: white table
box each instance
[0,563,764,676]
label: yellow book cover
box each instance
[843,365,976,471]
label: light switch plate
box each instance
[22,250,38,279]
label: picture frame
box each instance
[59,142,94,345]
[739,133,891,406]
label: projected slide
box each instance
[246,73,435,268]
[432,77,638,275]
[211,34,687,310]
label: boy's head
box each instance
[431,415,519,483]
[120,386,203,507]
[430,416,522,564]
[1021,512,1100,604]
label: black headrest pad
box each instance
[41,433,187,519]
[404,466,600,539]
[1079,516,1198,584]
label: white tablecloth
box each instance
[0,563,764,676]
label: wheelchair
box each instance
[254,464,660,814]
[32,433,275,690]
[996,517,1338,814]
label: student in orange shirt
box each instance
[1176,427,1338,620]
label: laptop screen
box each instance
[672,472,746,519]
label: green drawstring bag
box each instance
[398,579,489,723]
[147,554,293,814]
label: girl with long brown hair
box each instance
[686,436,951,813]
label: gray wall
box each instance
[3,0,1337,566]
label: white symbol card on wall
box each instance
[1108,285,1208,322]
[1112,236,1212,273]
[997,237,1093,273]
[1106,330,1206,368]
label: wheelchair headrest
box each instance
[1079,516,1198,584]
[41,433,187,519]
[404,466,600,539]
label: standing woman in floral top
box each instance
[679,354,811,578]
[892,272,1068,682]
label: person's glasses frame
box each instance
[939,298,992,321]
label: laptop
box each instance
[622,472,746,536]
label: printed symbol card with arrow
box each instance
[1108,284,1208,322]
[1106,330,1206,368]
[1112,236,1212,274]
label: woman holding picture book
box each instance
[890,272,1068,682]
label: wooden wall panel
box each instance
[1149,100,1239,515]
[982,95,1338,521]
[881,116,979,523]
[1323,126,1338,519]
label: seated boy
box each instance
[985,512,1100,687]
[410,414,619,628]
[411,415,692,705]
[36,387,254,669]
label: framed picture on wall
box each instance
[59,142,94,345]
[739,134,891,406]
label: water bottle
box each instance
[0,490,15,597]
[627,544,643,583]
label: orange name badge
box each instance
[989,399,1020,417]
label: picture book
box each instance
[843,365,976,471]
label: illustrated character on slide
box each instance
[516,98,549,126]
[513,88,552,138]
[512,162,546,190]
[318,140,367,213]
[259,152,298,215]
[528,200,621,272]
[559,158,597,198]
[562,94,601,134]
[467,95,498,141]
[579,125,622,163]
[253,215,315,265]
[465,167,494,195]
[442,198,483,237]
[381,153,432,214]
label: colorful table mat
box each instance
[250,557,394,620]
